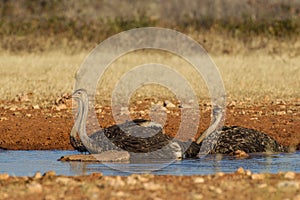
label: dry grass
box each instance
[0,46,299,107]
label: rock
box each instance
[164,100,176,108]
[56,177,76,185]
[27,182,43,193]
[9,106,17,111]
[236,167,245,174]
[143,182,162,190]
[43,171,56,177]
[194,177,205,183]
[127,176,138,185]
[0,117,8,121]
[277,181,299,189]
[251,174,265,180]
[191,193,203,199]
[0,173,9,180]
[13,111,21,116]
[258,183,268,188]
[33,171,42,179]
[245,170,252,176]
[32,105,40,110]
[234,150,249,158]
[106,176,125,187]
[284,171,296,179]
[216,172,225,177]
[26,113,32,117]
[56,104,67,111]
[208,186,222,194]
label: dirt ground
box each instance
[0,100,299,151]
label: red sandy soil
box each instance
[0,101,299,151]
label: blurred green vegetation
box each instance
[0,0,299,53]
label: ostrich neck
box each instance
[77,97,102,153]
[196,108,223,144]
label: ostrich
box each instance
[70,89,287,159]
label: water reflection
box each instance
[0,150,299,176]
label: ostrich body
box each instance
[71,89,287,158]
[71,89,200,159]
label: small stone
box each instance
[27,182,43,193]
[0,173,9,180]
[33,171,42,179]
[277,181,299,189]
[215,188,223,194]
[32,105,40,110]
[143,182,162,190]
[276,111,286,116]
[13,112,21,116]
[55,177,75,185]
[251,174,265,180]
[245,170,252,176]
[56,104,67,111]
[194,177,205,183]
[191,193,203,200]
[216,172,225,177]
[127,176,138,185]
[0,117,8,121]
[236,167,245,174]
[164,100,176,108]
[234,150,249,158]
[258,183,268,188]
[43,171,56,177]
[9,106,17,111]
[26,113,32,117]
[208,186,222,194]
[284,171,296,179]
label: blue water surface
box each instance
[0,150,299,176]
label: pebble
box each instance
[251,174,265,180]
[284,171,296,179]
[26,113,32,117]
[9,106,17,111]
[0,117,8,121]
[13,111,22,116]
[32,105,40,110]
[0,173,9,180]
[33,171,42,179]
[234,150,249,158]
[209,186,222,194]
[258,183,268,188]
[43,171,56,177]
[56,104,67,111]
[126,176,138,185]
[143,182,162,190]
[191,193,203,199]
[164,100,176,108]
[55,177,75,185]
[277,181,299,189]
[194,177,205,183]
[216,172,225,177]
[245,170,252,176]
[27,182,43,193]
[236,167,245,174]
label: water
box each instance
[0,150,300,176]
